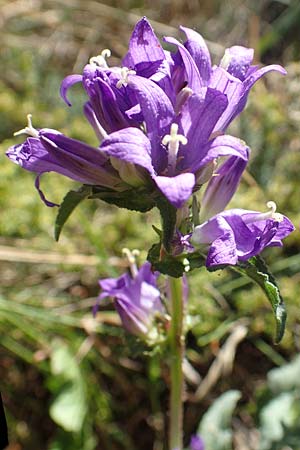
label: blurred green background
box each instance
[1,0,300,449]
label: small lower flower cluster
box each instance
[7,17,294,341]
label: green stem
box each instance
[168,276,185,450]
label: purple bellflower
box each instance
[6,17,286,215]
[120,18,286,133]
[6,115,152,205]
[56,17,285,209]
[98,258,164,342]
[190,202,294,268]
[187,150,294,268]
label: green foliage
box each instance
[91,186,156,213]
[55,186,92,241]
[49,341,87,432]
[233,256,286,343]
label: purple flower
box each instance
[190,202,295,268]
[118,18,286,133]
[7,123,118,204]
[6,18,285,213]
[99,261,164,340]
[6,116,151,205]
[98,77,249,208]
[190,434,205,450]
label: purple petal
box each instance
[178,89,228,171]
[123,17,165,70]
[180,26,212,83]
[98,261,162,338]
[192,215,238,267]
[223,46,254,81]
[40,130,121,187]
[164,36,203,91]
[197,135,249,171]
[154,173,195,208]
[100,127,155,175]
[200,153,249,221]
[243,64,287,91]
[209,67,244,131]
[128,75,174,171]
[7,132,121,188]
[60,74,83,106]
[115,298,150,336]
[84,76,131,133]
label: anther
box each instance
[116,67,136,88]
[162,123,187,174]
[89,49,111,68]
[122,248,140,278]
[14,114,39,138]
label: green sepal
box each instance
[55,185,92,241]
[90,186,155,212]
[155,197,177,252]
[147,243,185,278]
[233,255,286,343]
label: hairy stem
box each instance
[168,276,185,450]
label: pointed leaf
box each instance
[91,186,155,212]
[234,255,286,343]
[55,185,92,241]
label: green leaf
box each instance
[147,243,185,278]
[91,186,155,212]
[233,256,286,343]
[55,185,92,241]
[155,196,177,252]
[49,341,87,432]
[198,390,241,450]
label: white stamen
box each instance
[244,201,284,224]
[122,248,140,278]
[266,201,284,222]
[116,67,136,88]
[89,49,111,68]
[162,123,187,174]
[14,114,39,138]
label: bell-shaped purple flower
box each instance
[190,202,295,267]
[7,123,120,203]
[99,261,164,340]
[6,115,152,205]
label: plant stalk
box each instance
[168,276,185,450]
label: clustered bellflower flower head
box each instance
[6,17,294,275]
